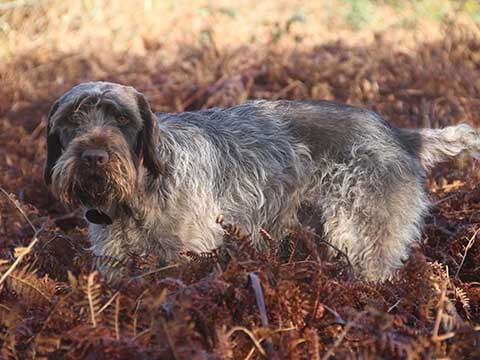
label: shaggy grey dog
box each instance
[44,81,480,281]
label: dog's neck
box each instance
[85,202,137,225]
[84,175,167,226]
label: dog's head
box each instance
[44,82,163,210]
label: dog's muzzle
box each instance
[74,148,114,205]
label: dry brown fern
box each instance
[79,271,103,328]
[6,264,55,306]
[454,285,472,320]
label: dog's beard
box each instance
[75,168,116,207]
[51,151,137,209]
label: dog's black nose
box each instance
[81,149,109,166]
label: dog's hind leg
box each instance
[321,177,429,281]
[313,142,432,282]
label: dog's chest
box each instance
[87,214,183,262]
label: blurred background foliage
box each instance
[0,0,479,58]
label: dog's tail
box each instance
[398,123,480,170]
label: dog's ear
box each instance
[135,93,163,178]
[44,100,62,185]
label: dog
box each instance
[44,81,480,281]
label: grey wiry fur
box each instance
[44,81,480,281]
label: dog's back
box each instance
[156,99,480,280]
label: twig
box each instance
[387,299,402,313]
[455,227,479,278]
[132,328,151,342]
[249,273,269,327]
[115,294,121,340]
[244,327,297,360]
[289,339,307,352]
[0,231,41,288]
[259,228,275,250]
[434,193,459,206]
[303,227,354,278]
[323,304,346,325]
[128,263,179,282]
[51,210,81,223]
[226,326,267,358]
[133,289,149,337]
[322,312,364,360]
[97,291,120,315]
[0,187,42,287]
[0,187,37,232]
[431,280,455,342]
[249,272,275,357]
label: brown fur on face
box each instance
[45,82,163,211]
[50,118,138,208]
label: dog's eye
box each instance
[117,116,129,126]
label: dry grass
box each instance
[1,1,480,359]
